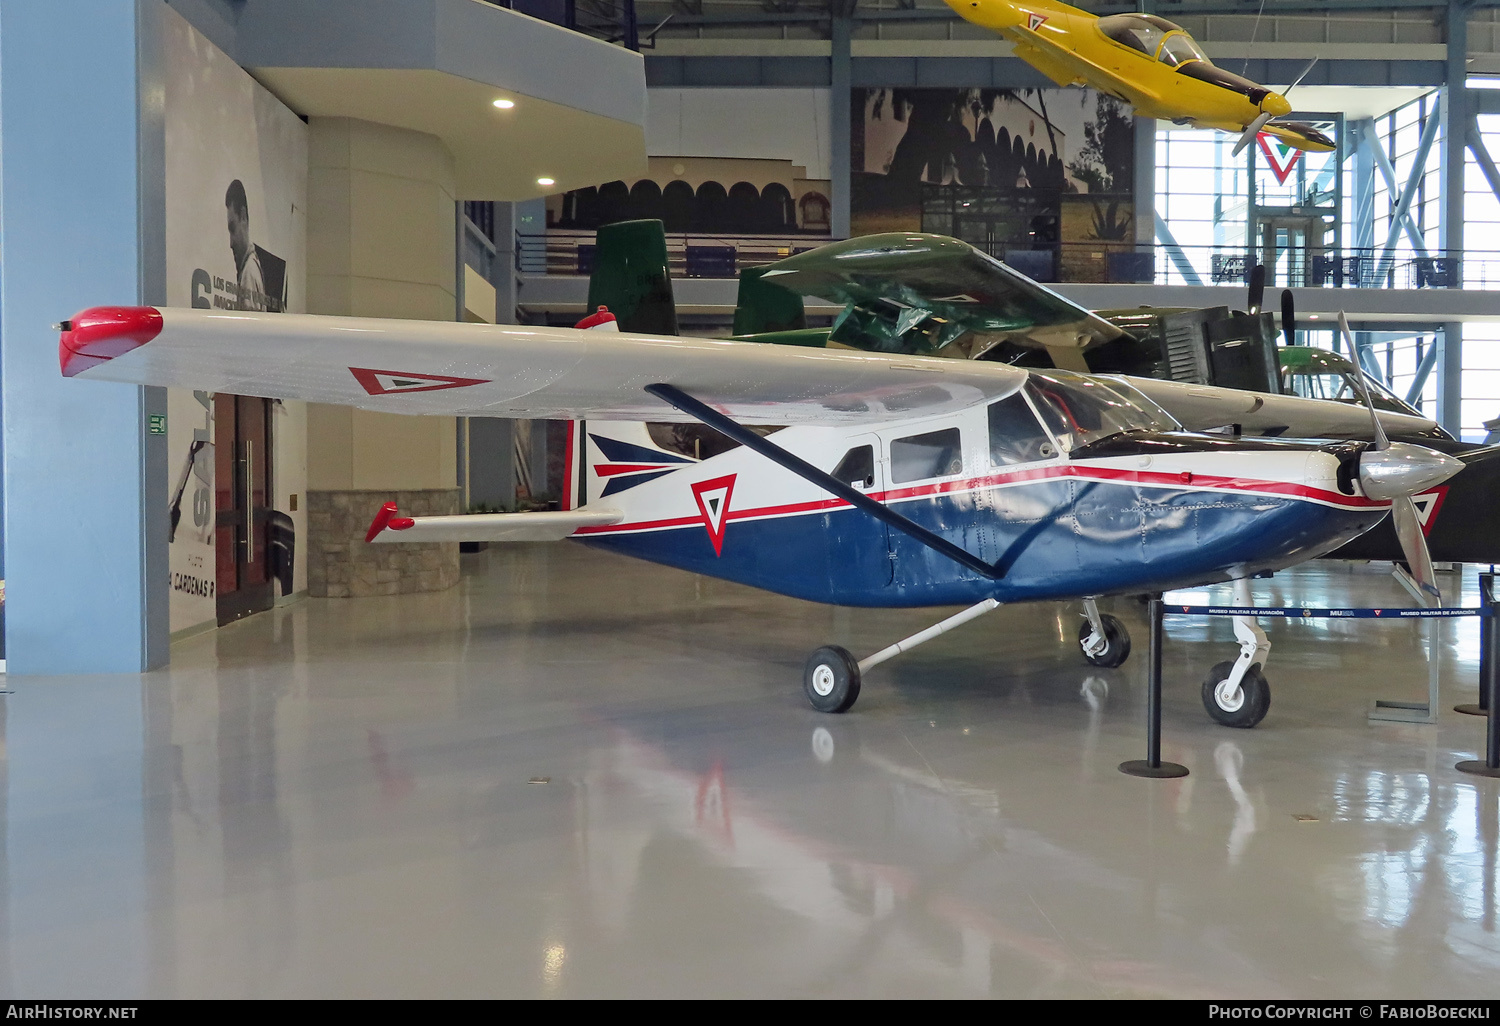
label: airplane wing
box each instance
[751,234,1124,369]
[364,503,623,542]
[1125,375,1443,440]
[58,306,1028,425]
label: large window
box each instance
[890,428,963,484]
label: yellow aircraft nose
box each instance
[1262,92,1292,117]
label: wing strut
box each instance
[645,383,1004,580]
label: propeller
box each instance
[1246,263,1265,316]
[1280,289,1296,348]
[1337,311,1463,606]
[1232,112,1273,157]
[1286,56,1319,94]
[1232,57,1319,158]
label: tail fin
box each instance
[586,219,678,335]
[732,265,807,336]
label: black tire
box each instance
[1201,660,1271,728]
[804,645,861,713]
[1079,613,1131,668]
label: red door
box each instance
[215,394,274,624]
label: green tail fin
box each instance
[732,266,807,336]
[586,220,678,335]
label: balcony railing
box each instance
[527,229,1500,291]
[531,229,834,279]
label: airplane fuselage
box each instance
[573,412,1388,608]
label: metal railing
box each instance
[533,229,834,279]
[524,230,1500,289]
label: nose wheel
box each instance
[1079,613,1131,668]
[1202,660,1271,728]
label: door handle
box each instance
[244,439,255,564]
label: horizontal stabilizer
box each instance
[366,503,623,544]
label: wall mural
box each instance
[548,156,832,236]
[852,87,1138,282]
[164,6,308,634]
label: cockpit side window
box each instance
[987,393,1058,466]
[1097,14,1167,57]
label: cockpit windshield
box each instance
[1097,13,1185,58]
[1024,371,1180,453]
[1158,32,1207,67]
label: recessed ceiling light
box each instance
[1309,314,1320,320]
[493,98,515,109]
[536,177,555,187]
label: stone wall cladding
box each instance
[307,489,461,598]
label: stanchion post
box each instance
[1121,595,1188,779]
[1457,574,1500,777]
[1457,571,1493,717]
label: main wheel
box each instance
[1079,614,1131,668]
[1201,660,1271,728]
[804,645,861,713]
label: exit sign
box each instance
[147,414,166,435]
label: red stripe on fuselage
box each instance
[570,462,1385,537]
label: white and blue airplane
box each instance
[58,304,1461,728]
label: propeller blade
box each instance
[1280,289,1296,347]
[1338,310,1389,451]
[1286,56,1319,95]
[1233,111,1273,157]
[1392,495,1442,607]
[1247,263,1265,316]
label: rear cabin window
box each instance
[890,428,963,484]
[831,445,875,488]
[987,393,1057,466]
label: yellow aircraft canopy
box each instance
[1096,14,1208,69]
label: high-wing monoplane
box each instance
[58,303,1459,728]
[659,224,1499,567]
[943,0,1333,154]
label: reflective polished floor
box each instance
[4,546,1500,997]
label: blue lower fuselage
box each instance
[580,476,1384,608]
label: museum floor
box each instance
[3,546,1499,998]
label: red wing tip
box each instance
[59,306,164,377]
[574,305,618,331]
[365,502,400,543]
[389,517,415,531]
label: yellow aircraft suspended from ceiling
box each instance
[944,0,1333,155]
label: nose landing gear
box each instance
[1079,597,1131,668]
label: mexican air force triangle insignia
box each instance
[691,474,737,557]
[1027,13,1047,31]
[349,366,490,396]
[1411,487,1449,536]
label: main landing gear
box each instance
[803,598,1002,713]
[1200,577,1272,729]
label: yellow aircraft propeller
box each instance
[1232,57,1319,157]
